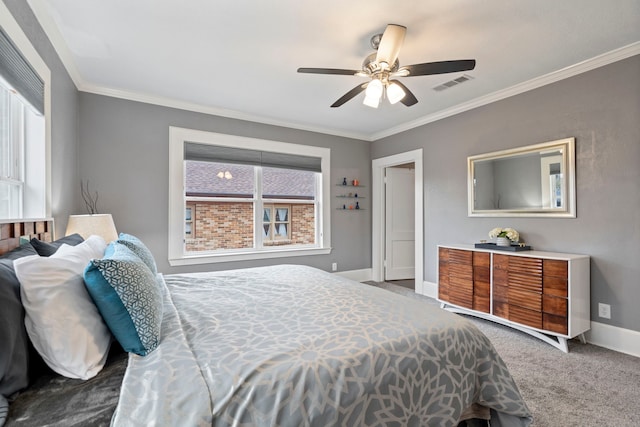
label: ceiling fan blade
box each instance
[330,83,368,108]
[297,67,360,76]
[402,59,476,76]
[390,80,418,106]
[375,24,406,68]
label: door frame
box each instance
[372,149,424,293]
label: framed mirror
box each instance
[468,137,576,217]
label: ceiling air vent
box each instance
[432,74,474,92]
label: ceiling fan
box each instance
[297,24,476,108]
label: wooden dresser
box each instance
[438,244,590,352]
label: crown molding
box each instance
[73,41,640,142]
[24,0,640,142]
[27,0,84,89]
[26,0,367,141]
[371,41,640,140]
[79,85,369,141]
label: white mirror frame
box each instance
[468,137,576,218]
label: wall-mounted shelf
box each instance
[336,180,364,211]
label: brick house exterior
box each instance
[185,201,315,252]
[184,161,316,252]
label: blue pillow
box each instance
[116,233,157,275]
[83,242,162,356]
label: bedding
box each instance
[84,241,163,356]
[3,220,531,426]
[0,244,37,403]
[5,346,127,427]
[112,265,532,426]
[14,236,111,379]
[29,233,84,257]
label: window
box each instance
[0,11,50,220]
[169,127,331,266]
[263,204,290,243]
[0,83,23,218]
[185,204,194,237]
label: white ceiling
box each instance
[28,0,640,141]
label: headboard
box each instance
[0,219,54,255]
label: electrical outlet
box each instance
[598,303,611,319]
[331,262,338,272]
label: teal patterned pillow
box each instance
[116,233,157,275]
[84,242,162,356]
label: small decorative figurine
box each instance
[355,202,360,210]
[342,177,347,185]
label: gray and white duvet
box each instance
[112,265,532,426]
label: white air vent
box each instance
[432,74,474,92]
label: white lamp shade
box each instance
[365,79,383,98]
[363,94,381,108]
[66,214,118,242]
[387,82,406,104]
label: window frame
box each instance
[263,203,292,243]
[0,85,25,218]
[168,127,331,266]
[184,203,194,238]
[0,3,51,220]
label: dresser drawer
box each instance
[494,302,543,329]
[543,274,568,297]
[449,263,473,279]
[543,313,568,335]
[542,294,567,317]
[449,249,472,264]
[508,257,542,276]
[507,288,541,312]
[543,259,568,277]
[508,304,542,329]
[508,272,542,293]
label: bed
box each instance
[1,220,532,426]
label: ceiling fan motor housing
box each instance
[362,53,399,75]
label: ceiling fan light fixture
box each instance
[387,82,406,104]
[363,79,383,108]
[363,94,380,108]
[365,79,383,98]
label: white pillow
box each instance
[14,235,112,380]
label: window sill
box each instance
[169,246,332,266]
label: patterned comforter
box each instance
[111,265,532,426]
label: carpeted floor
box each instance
[364,280,640,427]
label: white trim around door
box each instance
[372,149,424,293]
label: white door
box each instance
[385,166,415,281]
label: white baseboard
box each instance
[586,322,640,358]
[420,280,438,299]
[335,268,372,282]
[419,281,639,358]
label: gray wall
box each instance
[4,0,79,237]
[372,55,640,333]
[77,93,372,274]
